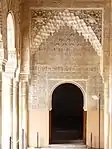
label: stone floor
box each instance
[28,140,87,149]
[28,145,87,149]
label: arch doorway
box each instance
[49,83,87,144]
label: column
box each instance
[19,81,28,149]
[110,0,112,146]
[19,82,22,149]
[12,80,19,149]
[0,72,2,149]
[22,81,28,149]
[104,78,109,149]
[109,75,112,149]
[109,111,112,149]
[2,73,13,149]
[0,27,4,149]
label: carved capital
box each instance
[19,73,29,82]
[13,79,19,89]
[8,48,17,60]
[14,66,20,81]
[5,63,16,76]
[103,70,110,82]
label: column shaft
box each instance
[19,81,28,149]
[13,80,19,149]
[22,81,28,149]
[109,75,112,149]
[19,82,22,149]
[109,117,112,149]
[104,79,109,149]
[0,72,2,149]
[2,73,13,149]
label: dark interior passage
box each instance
[50,83,84,144]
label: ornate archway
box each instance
[48,80,87,111]
[49,82,87,144]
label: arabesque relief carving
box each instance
[31,9,102,56]
[29,8,104,110]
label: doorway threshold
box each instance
[49,140,86,148]
[50,139,84,144]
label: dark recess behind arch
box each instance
[50,83,84,143]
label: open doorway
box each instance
[49,83,86,144]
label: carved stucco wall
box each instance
[29,8,104,111]
[31,9,102,55]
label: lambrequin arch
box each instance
[32,9,102,57]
